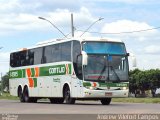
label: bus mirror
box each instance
[82,51,88,65]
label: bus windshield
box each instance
[83,42,126,55]
[82,42,128,82]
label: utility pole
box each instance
[71,13,74,37]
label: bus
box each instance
[9,37,129,105]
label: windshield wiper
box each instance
[97,65,107,81]
[110,66,120,82]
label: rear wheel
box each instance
[18,87,24,102]
[64,86,75,104]
[23,87,31,102]
[100,98,112,105]
[29,97,37,103]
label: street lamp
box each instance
[80,17,104,37]
[38,17,67,38]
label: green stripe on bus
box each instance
[9,64,72,79]
[9,70,23,79]
[33,78,37,87]
[31,68,35,77]
[22,69,26,78]
[83,82,92,87]
[99,82,129,87]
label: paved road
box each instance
[0,99,160,114]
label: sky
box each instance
[1,0,160,74]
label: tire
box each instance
[50,98,64,104]
[64,86,75,104]
[30,98,37,103]
[18,87,25,102]
[23,87,31,103]
[100,98,112,105]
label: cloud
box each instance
[86,0,159,4]
[0,52,10,74]
[101,20,159,41]
[136,54,160,70]
[0,6,96,36]
[144,45,160,54]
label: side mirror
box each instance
[129,53,137,67]
[81,51,88,65]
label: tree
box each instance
[1,72,9,92]
[129,69,160,97]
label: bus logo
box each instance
[26,67,39,88]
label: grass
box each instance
[0,93,160,103]
[0,92,18,100]
[112,98,160,103]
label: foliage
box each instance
[112,98,160,103]
[1,72,9,92]
[129,69,160,97]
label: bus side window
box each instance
[73,41,83,80]
[10,53,17,67]
[61,42,71,61]
[34,47,43,65]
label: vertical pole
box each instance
[71,13,74,37]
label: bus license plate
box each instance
[105,92,112,96]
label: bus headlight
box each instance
[122,87,127,90]
[89,87,96,90]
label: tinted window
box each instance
[10,47,43,67]
[83,42,126,55]
[72,41,82,79]
[26,50,34,65]
[44,44,61,63]
[34,48,43,65]
[73,41,81,63]
[61,42,71,61]
[44,42,71,63]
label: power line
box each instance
[76,26,160,35]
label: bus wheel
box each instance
[23,87,30,103]
[64,86,75,104]
[30,98,37,103]
[100,98,112,105]
[50,98,64,104]
[18,87,24,102]
[57,98,64,104]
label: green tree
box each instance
[1,72,9,92]
[129,69,160,97]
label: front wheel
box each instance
[64,86,75,104]
[100,98,112,105]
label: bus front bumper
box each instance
[83,89,129,98]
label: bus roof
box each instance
[36,37,123,46]
[11,37,123,53]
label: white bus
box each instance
[9,37,129,105]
